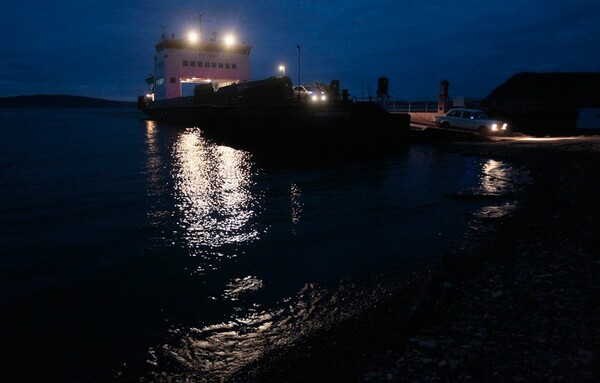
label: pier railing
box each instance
[384,100,438,113]
[382,98,482,113]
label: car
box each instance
[293,85,327,102]
[433,108,509,136]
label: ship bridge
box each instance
[152,33,252,100]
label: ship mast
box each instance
[190,14,210,37]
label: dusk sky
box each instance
[2,0,600,100]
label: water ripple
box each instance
[170,128,260,258]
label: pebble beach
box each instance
[229,135,600,383]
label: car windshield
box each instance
[304,86,318,93]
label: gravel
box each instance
[229,136,600,383]
[360,136,600,382]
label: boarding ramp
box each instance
[384,100,440,128]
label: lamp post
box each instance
[296,45,301,87]
[296,45,301,100]
[278,65,286,77]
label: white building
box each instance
[152,34,252,100]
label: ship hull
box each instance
[141,101,410,151]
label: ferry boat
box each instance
[138,28,410,149]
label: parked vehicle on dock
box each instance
[433,108,509,136]
[293,85,327,102]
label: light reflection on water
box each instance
[290,183,302,226]
[144,121,165,196]
[138,128,532,381]
[223,276,264,301]
[146,282,368,382]
[145,120,173,228]
[2,110,535,382]
[170,127,260,271]
[473,159,529,219]
[480,159,510,195]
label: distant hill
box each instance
[0,95,136,108]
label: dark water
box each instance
[0,108,526,381]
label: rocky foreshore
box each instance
[229,135,599,383]
[360,136,600,382]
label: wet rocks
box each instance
[360,235,598,382]
[358,139,599,383]
[225,138,599,383]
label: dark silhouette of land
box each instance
[0,95,135,108]
[485,72,600,108]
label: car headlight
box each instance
[491,124,498,131]
[502,123,507,130]
[321,95,327,101]
[311,94,318,101]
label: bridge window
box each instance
[211,62,216,68]
[198,61,203,67]
[205,61,209,67]
[190,61,196,67]
[225,63,231,69]
[170,77,176,84]
[232,63,237,69]
[183,60,189,67]
[218,62,224,68]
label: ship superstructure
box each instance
[138,24,410,149]
[152,32,252,100]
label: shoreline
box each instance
[227,135,599,382]
[368,136,600,382]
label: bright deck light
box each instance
[188,31,199,43]
[224,34,236,46]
